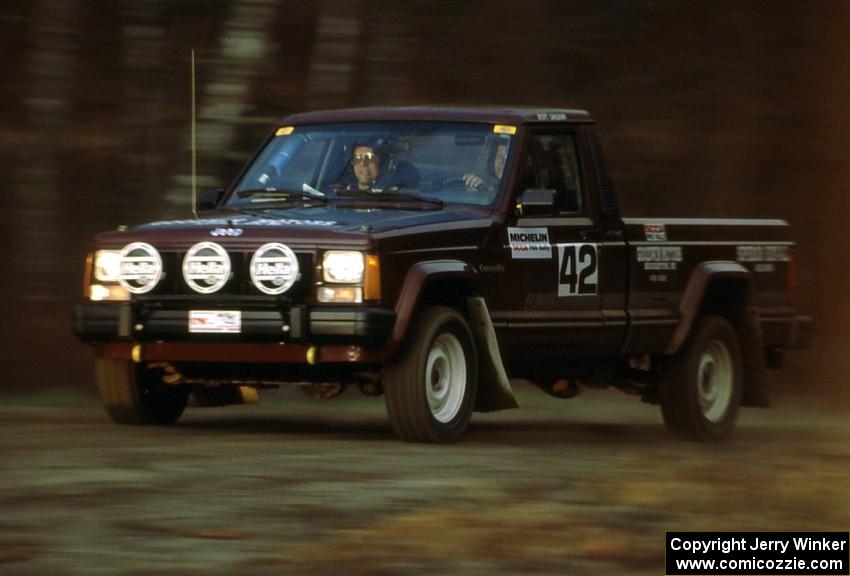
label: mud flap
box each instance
[742,306,770,407]
[467,297,518,411]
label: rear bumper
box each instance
[73,302,395,362]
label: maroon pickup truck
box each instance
[73,107,811,443]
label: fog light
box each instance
[317,286,362,303]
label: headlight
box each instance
[84,250,130,301]
[94,250,122,282]
[323,251,364,284]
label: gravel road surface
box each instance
[1,383,848,575]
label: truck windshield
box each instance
[227,122,513,207]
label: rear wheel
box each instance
[384,306,478,443]
[660,315,742,440]
[96,358,189,425]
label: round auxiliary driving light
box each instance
[118,242,162,294]
[182,242,231,294]
[250,243,300,295]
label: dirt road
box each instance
[1,383,848,575]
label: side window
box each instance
[525,133,583,214]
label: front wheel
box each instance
[659,315,742,440]
[96,358,189,425]
[384,306,478,443]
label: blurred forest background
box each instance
[0,0,846,398]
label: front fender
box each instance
[385,260,477,358]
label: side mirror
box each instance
[197,188,225,211]
[516,188,556,217]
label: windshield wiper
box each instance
[334,187,443,208]
[236,184,327,204]
[390,189,444,207]
[222,204,264,217]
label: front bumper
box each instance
[73,302,395,351]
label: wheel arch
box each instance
[667,261,768,407]
[385,261,518,413]
[387,260,481,357]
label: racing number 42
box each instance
[558,243,598,296]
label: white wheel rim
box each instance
[697,339,734,423]
[425,332,467,423]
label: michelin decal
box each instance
[508,227,551,259]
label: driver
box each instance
[341,143,419,191]
[462,141,508,190]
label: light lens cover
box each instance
[322,251,365,284]
[94,250,122,282]
[363,254,381,301]
[119,242,163,294]
[250,242,299,295]
[182,241,231,294]
[317,286,362,303]
[89,283,130,301]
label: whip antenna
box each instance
[191,49,198,218]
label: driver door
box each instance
[492,127,612,357]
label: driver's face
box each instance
[353,146,380,187]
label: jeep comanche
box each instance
[73,107,812,443]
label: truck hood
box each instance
[95,204,494,247]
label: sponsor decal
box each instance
[144,217,337,228]
[643,223,667,242]
[636,245,683,271]
[508,227,551,259]
[250,218,336,227]
[736,245,790,263]
[536,113,568,121]
[557,243,598,296]
[210,227,243,237]
[189,310,241,334]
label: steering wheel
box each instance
[437,176,470,190]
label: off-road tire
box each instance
[384,306,478,443]
[96,358,189,425]
[660,315,742,440]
